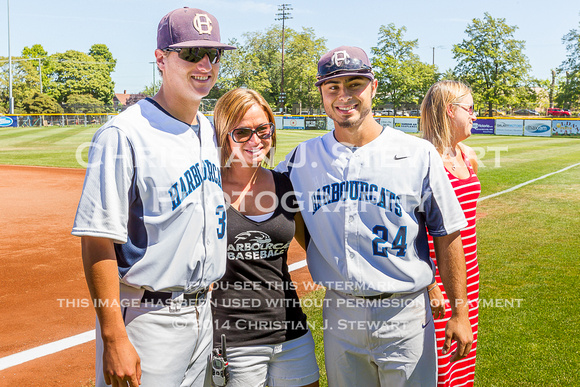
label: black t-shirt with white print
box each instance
[212,170,309,347]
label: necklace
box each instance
[444,149,459,171]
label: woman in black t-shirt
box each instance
[211,88,319,387]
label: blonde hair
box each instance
[214,88,277,167]
[420,80,472,153]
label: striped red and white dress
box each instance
[428,153,480,387]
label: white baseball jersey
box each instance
[276,127,467,295]
[72,99,227,292]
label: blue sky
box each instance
[2,0,579,94]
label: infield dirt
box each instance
[0,165,315,386]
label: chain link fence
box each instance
[10,113,115,127]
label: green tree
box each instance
[20,92,63,114]
[140,80,162,97]
[284,27,327,112]
[0,55,39,112]
[46,49,115,104]
[212,25,326,111]
[22,44,48,59]
[557,16,580,110]
[1,44,116,112]
[452,13,531,116]
[20,44,49,95]
[63,94,106,113]
[371,24,438,111]
[89,43,117,73]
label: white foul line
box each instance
[0,330,95,371]
[2,162,578,370]
[288,259,308,272]
[0,262,310,371]
[478,162,580,202]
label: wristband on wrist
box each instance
[427,284,438,292]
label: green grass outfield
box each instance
[1,125,579,386]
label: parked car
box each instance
[547,108,571,117]
[381,109,394,116]
[514,109,540,116]
[409,109,421,116]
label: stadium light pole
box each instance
[275,4,292,113]
[150,61,157,94]
[7,0,14,113]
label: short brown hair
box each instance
[214,88,276,167]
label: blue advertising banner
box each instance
[495,119,524,136]
[471,119,494,134]
[283,116,305,129]
[0,115,18,128]
[524,120,551,137]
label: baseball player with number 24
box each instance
[276,46,473,386]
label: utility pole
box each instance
[432,47,435,66]
[7,0,14,113]
[276,4,292,113]
[431,45,445,68]
[37,58,42,93]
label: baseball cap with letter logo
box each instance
[315,46,374,86]
[157,7,236,50]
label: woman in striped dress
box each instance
[421,80,480,387]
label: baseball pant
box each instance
[95,284,213,387]
[322,289,437,387]
[215,330,320,387]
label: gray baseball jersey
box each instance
[276,127,467,295]
[72,98,226,292]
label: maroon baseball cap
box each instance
[157,7,236,50]
[315,46,374,86]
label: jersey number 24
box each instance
[372,225,407,257]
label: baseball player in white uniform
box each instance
[72,8,234,387]
[276,46,473,386]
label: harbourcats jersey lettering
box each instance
[227,230,290,260]
[311,180,402,216]
[168,159,222,211]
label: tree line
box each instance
[2,13,580,116]
[0,43,116,114]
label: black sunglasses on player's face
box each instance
[164,47,223,64]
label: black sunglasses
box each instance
[164,47,223,64]
[229,123,274,143]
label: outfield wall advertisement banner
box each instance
[472,119,494,134]
[393,118,419,133]
[551,120,580,135]
[523,120,551,137]
[495,119,524,136]
[376,117,395,128]
[283,116,306,129]
[326,117,335,132]
[0,116,18,128]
